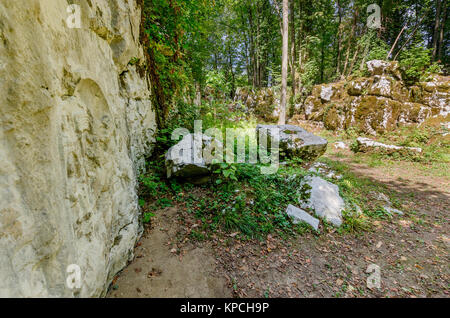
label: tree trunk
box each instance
[320,35,325,83]
[342,9,358,79]
[297,0,303,94]
[433,0,442,61]
[290,0,296,104]
[336,0,342,77]
[347,44,361,77]
[438,0,447,61]
[386,24,407,60]
[279,0,289,125]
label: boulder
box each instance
[298,176,344,227]
[165,133,222,182]
[354,137,422,155]
[285,205,320,231]
[256,125,328,161]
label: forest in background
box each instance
[139,0,448,129]
[120,1,450,298]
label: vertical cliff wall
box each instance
[0,0,156,297]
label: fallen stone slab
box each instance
[286,204,320,231]
[165,133,222,183]
[354,137,422,155]
[257,124,328,161]
[298,176,344,227]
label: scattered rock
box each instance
[334,141,347,150]
[320,86,334,102]
[384,206,404,216]
[165,133,222,183]
[354,137,422,155]
[308,162,342,180]
[369,191,404,216]
[308,162,329,174]
[285,205,320,231]
[325,171,343,180]
[257,125,328,161]
[298,176,344,227]
[371,191,391,204]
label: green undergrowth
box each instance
[371,126,448,163]
[138,152,408,241]
[318,124,449,177]
[318,157,406,214]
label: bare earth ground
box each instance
[108,131,449,298]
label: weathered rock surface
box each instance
[354,137,422,155]
[0,0,156,297]
[286,205,320,231]
[233,87,279,121]
[298,176,344,227]
[257,125,328,161]
[384,206,404,216]
[301,61,450,135]
[165,133,222,182]
[334,141,348,150]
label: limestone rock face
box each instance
[0,0,156,297]
[233,87,278,121]
[256,125,328,161]
[301,61,450,134]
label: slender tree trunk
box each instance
[433,0,442,61]
[359,41,370,70]
[320,36,325,83]
[394,13,427,60]
[290,0,296,104]
[336,0,342,77]
[256,3,261,87]
[248,8,257,88]
[347,44,361,77]
[194,82,201,106]
[387,24,407,60]
[342,10,358,79]
[438,0,447,61]
[296,0,302,92]
[279,0,289,125]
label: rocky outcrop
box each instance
[256,125,328,161]
[302,61,450,135]
[233,87,280,122]
[0,0,156,297]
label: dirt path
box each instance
[107,207,231,298]
[211,154,449,298]
[108,151,449,298]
